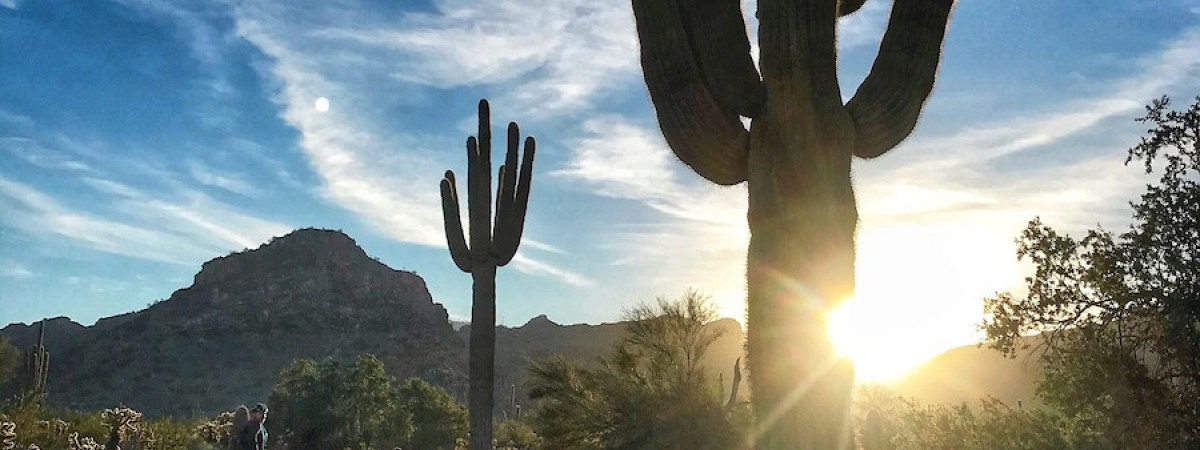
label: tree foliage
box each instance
[982,96,1200,448]
[395,378,467,450]
[527,291,745,450]
[268,355,412,450]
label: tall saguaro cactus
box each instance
[440,99,536,450]
[631,0,955,449]
[21,319,50,402]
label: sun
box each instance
[314,97,330,113]
[825,223,1021,383]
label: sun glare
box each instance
[826,223,1020,382]
[314,97,330,113]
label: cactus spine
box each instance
[440,98,536,450]
[631,0,955,449]
[21,320,49,403]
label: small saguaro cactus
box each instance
[439,98,536,450]
[21,320,49,402]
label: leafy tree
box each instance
[528,291,745,450]
[982,96,1200,448]
[269,355,411,450]
[395,378,467,450]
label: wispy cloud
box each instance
[1,260,33,279]
[188,160,260,197]
[2,137,92,172]
[306,0,639,116]
[0,176,291,265]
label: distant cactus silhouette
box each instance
[630,0,956,448]
[20,320,49,403]
[439,99,536,450]
[726,357,743,409]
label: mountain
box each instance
[1,228,748,418]
[888,337,1044,408]
[3,228,465,416]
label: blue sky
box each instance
[3,0,1199,375]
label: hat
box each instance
[251,403,269,414]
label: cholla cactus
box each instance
[195,410,237,445]
[68,432,104,450]
[101,406,142,450]
[2,421,16,450]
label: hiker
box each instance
[229,406,250,450]
[235,403,268,450]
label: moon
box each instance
[314,97,330,113]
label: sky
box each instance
[2,0,1199,380]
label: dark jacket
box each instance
[236,420,266,450]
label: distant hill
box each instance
[888,337,1044,408]
[1,228,748,418]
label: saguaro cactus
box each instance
[21,320,49,402]
[440,99,536,450]
[630,0,955,449]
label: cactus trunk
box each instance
[468,264,497,450]
[746,112,857,448]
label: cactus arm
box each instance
[468,101,493,263]
[677,0,766,118]
[440,171,472,272]
[758,0,842,110]
[492,123,521,250]
[846,0,955,158]
[632,0,750,186]
[493,136,535,266]
[838,0,869,16]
